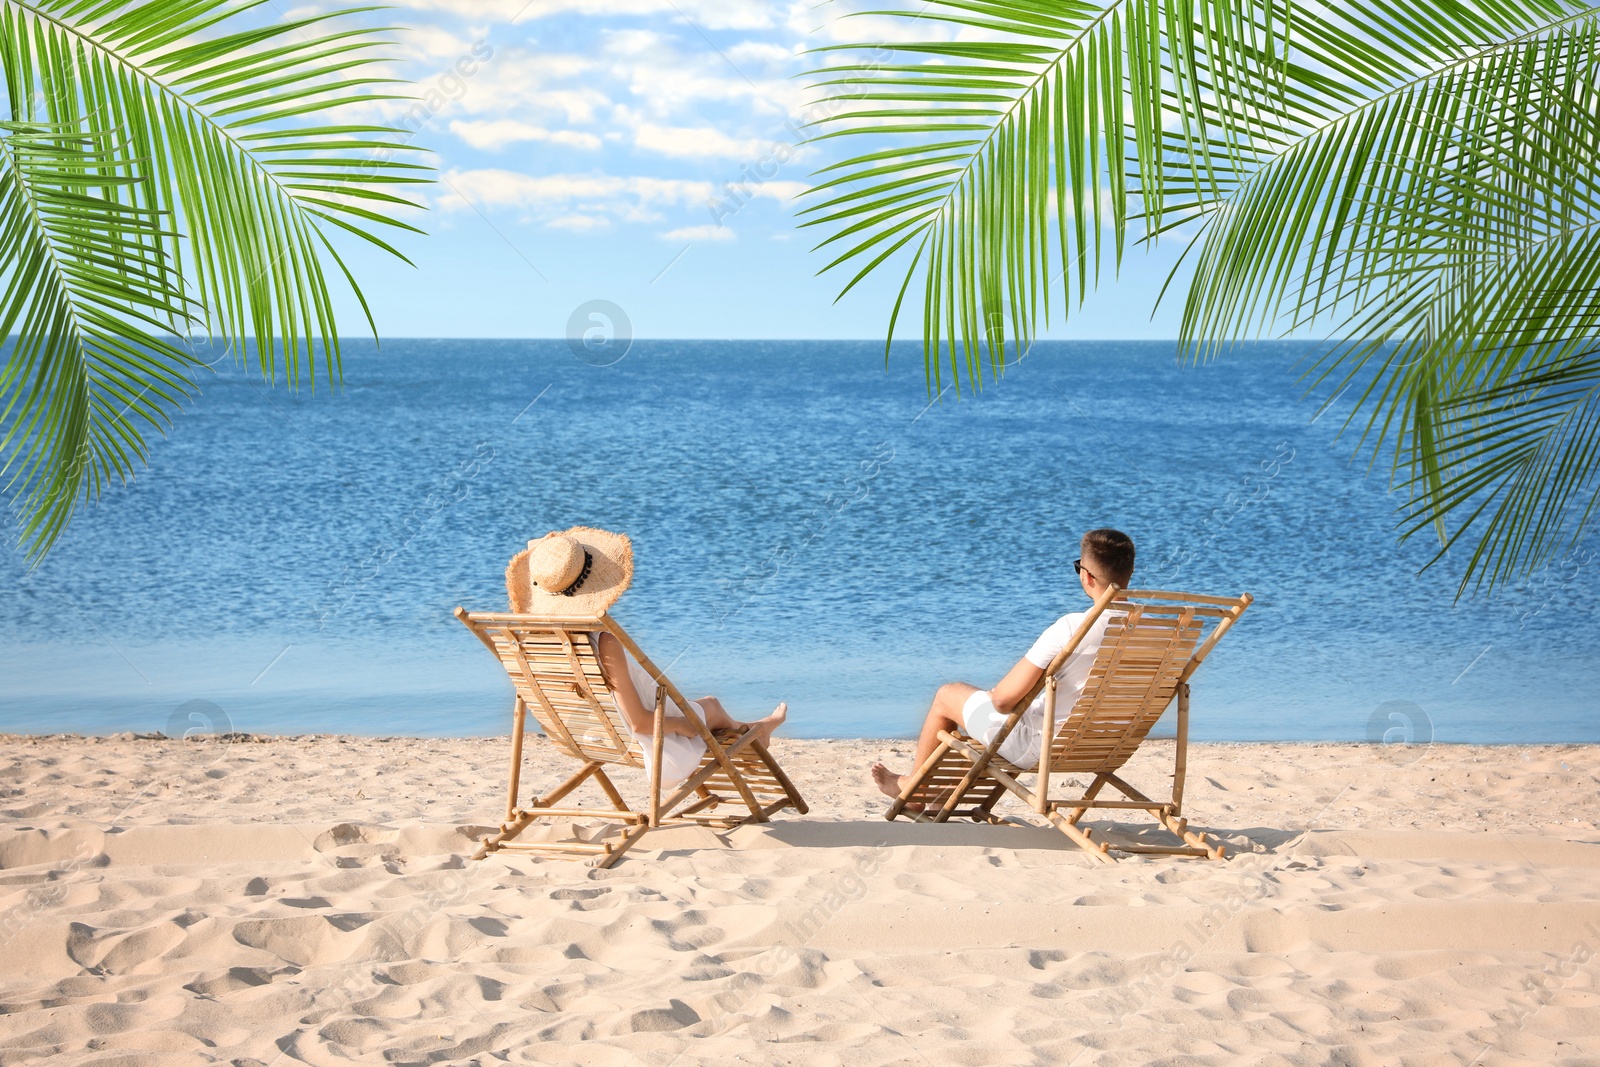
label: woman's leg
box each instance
[695,697,735,730]
[695,696,787,746]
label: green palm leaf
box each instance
[802,0,1568,384]
[1183,17,1600,591]
[0,0,431,559]
[803,0,1600,592]
[1395,341,1600,593]
[0,119,197,552]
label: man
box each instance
[870,528,1136,800]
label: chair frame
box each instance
[455,608,808,867]
[886,586,1252,864]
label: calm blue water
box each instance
[2,339,1596,743]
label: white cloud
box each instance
[450,119,602,150]
[318,0,826,237]
[725,41,796,67]
[602,28,671,57]
[715,179,809,204]
[437,167,809,231]
[597,28,801,115]
[335,38,611,134]
[633,123,771,160]
[331,7,815,158]
[662,224,735,241]
[440,168,713,206]
[450,51,607,124]
[438,168,717,226]
[391,23,495,63]
[789,0,959,44]
[626,65,798,115]
[373,0,779,30]
[549,214,610,231]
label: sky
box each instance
[300,0,1199,341]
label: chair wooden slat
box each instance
[886,588,1252,864]
[455,607,809,867]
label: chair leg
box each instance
[971,783,1007,822]
[750,739,809,816]
[699,731,766,820]
[473,808,541,861]
[1063,775,1109,826]
[962,747,1114,863]
[592,767,631,812]
[1153,808,1228,860]
[485,760,752,867]
[1100,773,1227,860]
[676,792,724,817]
[887,740,955,821]
[1045,809,1116,864]
[474,761,608,861]
[505,696,528,823]
[933,730,998,823]
[590,821,655,869]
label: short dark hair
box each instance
[1082,528,1135,587]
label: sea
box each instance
[2,339,1596,744]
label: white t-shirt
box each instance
[1023,609,1115,705]
[964,610,1114,767]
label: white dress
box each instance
[589,634,708,787]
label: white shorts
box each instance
[961,689,1041,768]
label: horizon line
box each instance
[78,336,1327,344]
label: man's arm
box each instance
[989,656,1045,716]
[594,632,700,737]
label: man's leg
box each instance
[871,682,977,799]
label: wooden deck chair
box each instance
[455,608,808,868]
[886,586,1252,864]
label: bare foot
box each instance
[744,702,787,748]
[870,761,908,800]
[871,762,947,813]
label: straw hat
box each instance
[506,526,634,614]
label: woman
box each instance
[507,526,787,787]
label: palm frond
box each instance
[0,120,198,552]
[800,0,1276,388]
[1395,340,1600,595]
[1183,16,1600,590]
[804,0,1600,592]
[0,0,432,558]
[799,0,1573,391]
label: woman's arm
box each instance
[988,656,1045,716]
[594,632,700,737]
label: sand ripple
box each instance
[2,735,1599,1064]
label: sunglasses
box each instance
[1072,558,1098,581]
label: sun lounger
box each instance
[886,589,1252,863]
[454,608,808,867]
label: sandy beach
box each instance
[2,733,1598,1065]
